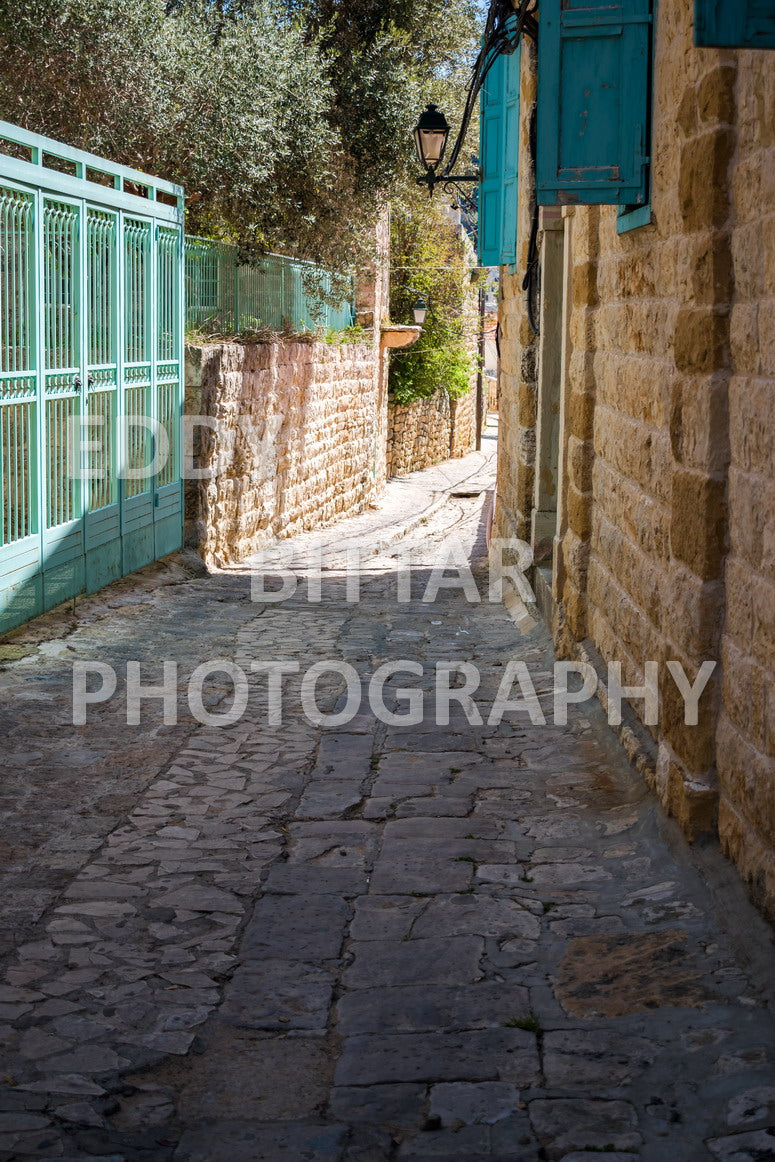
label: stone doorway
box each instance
[530,207,566,567]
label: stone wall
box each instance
[716,47,775,916]
[493,36,539,552]
[387,389,475,478]
[496,0,775,917]
[356,210,391,497]
[451,389,476,459]
[185,340,379,568]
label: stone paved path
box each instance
[1,425,775,1161]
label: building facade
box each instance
[483,1,775,917]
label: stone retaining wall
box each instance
[185,340,380,567]
[387,389,476,477]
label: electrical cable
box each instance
[522,102,541,337]
[442,0,538,181]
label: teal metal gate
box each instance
[0,122,185,633]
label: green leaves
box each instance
[389,189,477,406]
[0,0,479,274]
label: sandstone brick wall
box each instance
[496,0,775,917]
[185,340,379,568]
[556,0,733,843]
[450,389,476,459]
[493,36,539,550]
[487,374,499,414]
[386,389,476,478]
[716,50,775,916]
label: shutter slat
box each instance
[500,46,520,266]
[695,0,775,49]
[478,43,520,267]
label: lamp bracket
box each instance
[416,172,479,197]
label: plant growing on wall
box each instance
[389,190,481,406]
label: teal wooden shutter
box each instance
[478,45,520,266]
[695,1,775,48]
[537,0,652,206]
[500,45,520,266]
[479,52,506,265]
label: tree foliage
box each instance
[281,0,481,198]
[0,0,480,274]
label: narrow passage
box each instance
[1,433,774,1162]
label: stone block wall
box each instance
[450,389,476,459]
[386,389,475,478]
[496,0,775,917]
[493,37,539,549]
[185,340,380,567]
[487,374,499,414]
[555,0,733,843]
[716,49,775,916]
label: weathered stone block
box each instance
[566,484,592,540]
[568,434,594,494]
[717,713,775,850]
[529,1098,641,1160]
[697,64,736,126]
[567,388,595,441]
[674,308,729,375]
[572,260,599,308]
[659,662,718,776]
[335,1029,540,1088]
[719,793,775,925]
[678,128,734,230]
[722,637,766,752]
[670,469,727,580]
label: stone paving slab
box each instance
[343,936,484,989]
[334,1029,541,1087]
[174,1120,348,1161]
[220,960,335,1031]
[335,981,531,1036]
[239,894,351,961]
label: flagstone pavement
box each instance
[1,425,775,1161]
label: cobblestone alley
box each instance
[1,432,775,1162]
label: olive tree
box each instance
[0,0,480,275]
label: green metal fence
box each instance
[184,236,354,334]
[0,120,185,633]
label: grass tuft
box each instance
[502,1014,541,1033]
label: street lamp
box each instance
[412,103,479,204]
[412,298,428,326]
[393,284,432,329]
[413,104,450,174]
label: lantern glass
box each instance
[412,299,428,326]
[413,104,450,171]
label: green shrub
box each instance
[324,324,368,345]
[389,190,481,406]
[390,325,473,404]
